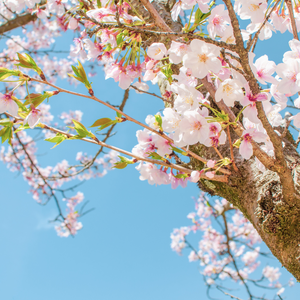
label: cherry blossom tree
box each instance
[1,0,300,298]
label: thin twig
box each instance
[226,126,239,172]
[29,77,231,175]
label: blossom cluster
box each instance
[0,106,119,236]
[55,191,84,237]
[170,193,294,297]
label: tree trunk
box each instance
[133,0,300,281]
[194,129,300,281]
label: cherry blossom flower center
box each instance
[198,54,209,63]
[155,48,162,56]
[288,73,297,82]
[244,133,252,143]
[172,120,180,129]
[250,4,260,12]
[226,36,235,44]
[193,121,202,131]
[210,136,219,147]
[212,16,221,26]
[256,69,264,78]
[4,94,12,102]
[210,125,218,134]
[185,96,194,105]
[223,83,234,96]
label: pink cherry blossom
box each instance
[276,59,300,95]
[238,0,267,23]
[24,107,41,129]
[180,110,209,146]
[207,5,230,39]
[207,160,216,168]
[0,93,19,117]
[249,53,277,85]
[68,17,79,30]
[290,112,300,127]
[240,128,267,159]
[147,43,167,61]
[183,40,222,79]
[263,266,281,282]
[190,170,201,183]
[168,41,189,64]
[215,78,244,107]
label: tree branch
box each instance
[29,77,231,175]
[286,0,299,40]
[8,112,228,182]
[0,12,37,35]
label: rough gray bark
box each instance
[133,0,300,281]
[193,129,300,281]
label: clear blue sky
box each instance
[0,14,300,300]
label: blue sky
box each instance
[0,12,300,300]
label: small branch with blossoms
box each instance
[27,76,231,175]
[5,111,228,183]
[171,194,294,300]
[46,88,130,181]
[77,9,238,51]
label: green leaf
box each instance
[0,68,22,81]
[154,114,162,129]
[14,124,31,133]
[71,65,80,77]
[116,33,124,46]
[45,134,67,148]
[72,119,89,136]
[113,156,134,169]
[117,155,134,164]
[0,118,13,127]
[113,162,128,169]
[194,8,202,24]
[233,139,241,148]
[205,201,212,207]
[67,73,84,83]
[23,93,46,107]
[90,118,112,128]
[13,96,29,112]
[71,119,95,139]
[15,53,43,76]
[77,60,88,82]
[95,120,118,131]
[116,112,122,118]
[68,61,92,91]
[171,146,188,156]
[147,152,164,161]
[174,173,189,179]
[0,127,12,145]
[161,64,173,84]
[68,135,85,140]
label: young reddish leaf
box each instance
[90,118,112,128]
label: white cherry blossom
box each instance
[147,43,167,61]
[215,79,244,107]
[180,110,209,146]
[183,40,222,79]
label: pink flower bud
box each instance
[207,160,216,168]
[205,171,215,179]
[68,18,78,30]
[190,171,201,183]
